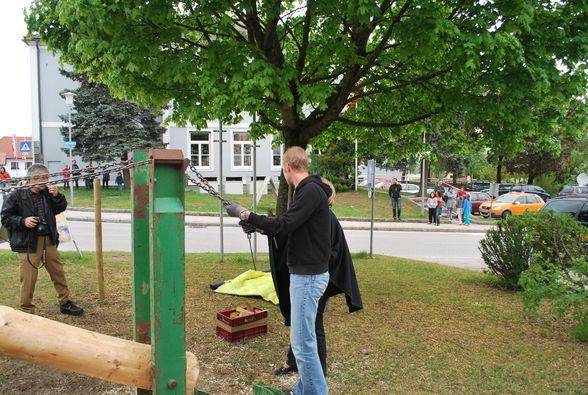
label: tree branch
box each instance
[335,111,437,128]
[296,1,313,77]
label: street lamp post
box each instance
[63,92,75,206]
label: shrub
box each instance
[517,211,587,340]
[479,214,535,289]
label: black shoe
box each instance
[274,365,297,375]
[60,301,84,316]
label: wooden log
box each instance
[0,306,198,394]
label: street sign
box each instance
[19,141,32,153]
[367,159,375,189]
[63,141,77,148]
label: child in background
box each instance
[115,172,124,191]
[426,192,438,225]
[463,194,472,226]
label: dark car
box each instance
[465,181,490,192]
[469,192,492,214]
[540,195,588,227]
[482,183,515,197]
[557,185,588,197]
[510,184,551,201]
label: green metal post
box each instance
[149,150,188,394]
[132,150,152,395]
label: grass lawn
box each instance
[0,251,585,394]
[65,187,427,220]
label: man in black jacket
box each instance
[388,178,402,220]
[1,164,83,316]
[225,146,331,395]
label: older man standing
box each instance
[224,146,332,395]
[1,164,83,316]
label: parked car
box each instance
[465,181,490,192]
[557,185,588,197]
[479,192,545,219]
[540,195,588,227]
[481,183,514,197]
[468,192,492,214]
[510,184,551,201]
[400,183,420,194]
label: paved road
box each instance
[10,221,486,271]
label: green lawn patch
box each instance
[0,251,585,394]
[67,188,427,220]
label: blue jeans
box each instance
[435,205,442,225]
[290,272,329,395]
[391,197,401,218]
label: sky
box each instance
[0,0,33,137]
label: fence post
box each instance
[93,177,105,300]
[132,150,152,395]
[148,149,189,394]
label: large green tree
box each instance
[27,1,587,213]
[60,71,166,187]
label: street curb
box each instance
[67,207,493,226]
[65,216,489,233]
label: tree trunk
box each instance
[527,174,535,184]
[276,133,310,216]
[496,154,504,183]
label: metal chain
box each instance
[6,159,135,184]
[186,163,229,205]
[0,159,152,192]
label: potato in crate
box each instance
[216,305,268,343]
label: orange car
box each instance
[479,192,545,219]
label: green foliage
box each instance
[479,214,535,289]
[309,138,355,192]
[27,0,588,211]
[517,212,587,337]
[59,71,165,162]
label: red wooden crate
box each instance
[216,307,268,343]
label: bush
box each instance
[479,214,535,289]
[517,211,587,339]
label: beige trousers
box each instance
[18,236,70,313]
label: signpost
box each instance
[367,159,376,257]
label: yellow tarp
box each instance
[214,270,278,305]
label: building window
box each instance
[25,162,32,170]
[232,132,252,168]
[189,130,211,169]
[10,162,18,170]
[271,138,284,169]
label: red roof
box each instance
[0,136,33,165]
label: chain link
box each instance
[186,163,229,205]
[0,159,152,192]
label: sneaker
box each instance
[274,365,297,375]
[60,300,84,316]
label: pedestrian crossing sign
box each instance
[19,141,32,153]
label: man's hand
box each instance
[224,201,247,219]
[239,220,256,234]
[24,217,38,228]
[47,185,58,196]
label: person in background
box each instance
[456,193,464,224]
[435,190,443,226]
[115,172,124,191]
[433,180,445,195]
[102,172,110,189]
[84,162,94,190]
[71,160,81,189]
[0,166,11,199]
[62,164,70,190]
[388,178,402,221]
[1,164,83,316]
[427,192,438,225]
[445,186,457,222]
[463,194,472,226]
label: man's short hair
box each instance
[283,146,308,171]
[27,164,49,177]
